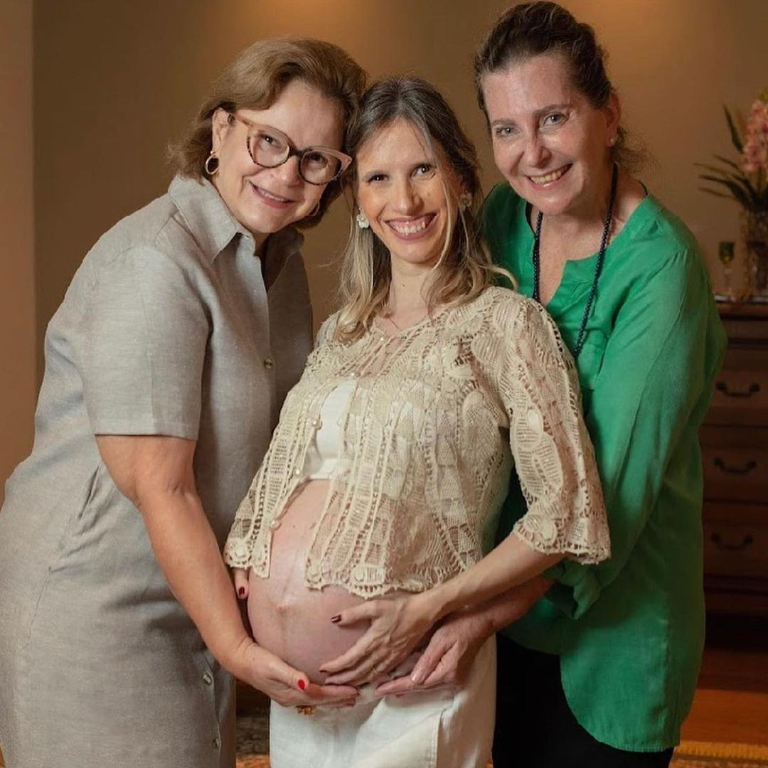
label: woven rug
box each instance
[3,735,767,766]
[231,730,768,768]
[671,741,768,768]
[232,745,768,768]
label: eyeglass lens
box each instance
[249,128,343,185]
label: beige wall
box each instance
[1,0,36,502]
[33,0,768,347]
[10,0,768,488]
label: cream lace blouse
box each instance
[224,287,610,597]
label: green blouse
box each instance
[484,184,726,751]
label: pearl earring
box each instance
[356,210,370,229]
[608,136,617,147]
[459,192,472,211]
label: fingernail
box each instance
[237,587,246,598]
[410,672,424,685]
[330,614,341,624]
[297,679,307,691]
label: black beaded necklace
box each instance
[532,163,618,359]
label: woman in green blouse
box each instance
[376,3,726,766]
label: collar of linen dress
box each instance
[168,175,303,274]
[224,286,610,598]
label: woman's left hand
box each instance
[319,592,440,686]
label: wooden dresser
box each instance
[701,302,768,615]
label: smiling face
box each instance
[481,53,619,220]
[211,78,344,240]
[355,118,463,273]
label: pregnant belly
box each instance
[246,480,408,683]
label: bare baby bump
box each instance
[247,481,375,683]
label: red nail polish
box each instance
[330,614,341,624]
[297,679,307,691]
[237,587,245,598]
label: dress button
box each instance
[269,519,281,530]
[263,358,274,369]
[352,565,366,582]
[311,418,321,428]
[202,671,213,686]
[212,737,221,750]
[293,468,302,477]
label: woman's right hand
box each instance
[375,576,552,696]
[230,568,359,708]
[231,637,360,708]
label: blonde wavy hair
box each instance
[335,76,513,341]
[168,37,366,229]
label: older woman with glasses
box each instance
[0,38,365,768]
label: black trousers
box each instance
[492,634,675,768]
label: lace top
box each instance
[224,287,610,597]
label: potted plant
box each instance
[699,89,768,299]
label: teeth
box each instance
[390,217,430,235]
[530,167,568,184]
[258,186,290,203]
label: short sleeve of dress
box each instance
[493,296,610,564]
[80,246,209,439]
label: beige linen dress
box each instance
[0,175,312,768]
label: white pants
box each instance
[270,637,496,768]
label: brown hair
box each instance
[168,37,366,227]
[335,76,512,341]
[474,2,644,171]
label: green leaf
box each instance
[757,167,766,196]
[695,162,749,184]
[700,172,759,202]
[699,175,752,207]
[724,106,744,153]
[699,187,738,201]
[713,154,744,173]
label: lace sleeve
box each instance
[223,484,261,570]
[495,297,610,564]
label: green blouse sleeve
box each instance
[544,248,726,618]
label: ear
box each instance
[605,90,621,140]
[211,108,232,154]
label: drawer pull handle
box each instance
[715,381,760,399]
[710,532,754,551]
[713,457,757,475]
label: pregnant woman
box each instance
[225,75,610,768]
